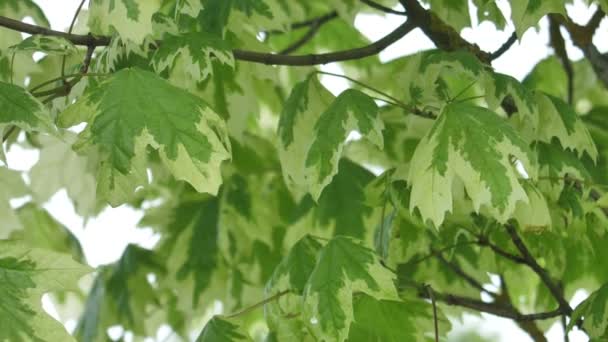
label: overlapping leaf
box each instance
[408,103,535,227]
[58,68,231,204]
[151,32,233,85]
[348,294,451,342]
[0,166,28,237]
[536,93,598,160]
[88,0,161,43]
[196,316,252,341]
[75,245,165,341]
[510,0,566,37]
[569,282,608,340]
[303,236,398,341]
[0,240,91,342]
[0,81,52,134]
[278,75,383,200]
[9,35,77,55]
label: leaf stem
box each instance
[223,290,291,319]
[61,0,87,81]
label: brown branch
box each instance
[265,11,338,35]
[360,0,407,15]
[279,15,330,54]
[0,15,109,46]
[505,224,573,315]
[477,235,527,264]
[0,15,416,67]
[398,0,491,63]
[434,250,496,298]
[233,20,416,65]
[553,9,608,88]
[549,15,574,104]
[499,275,548,342]
[427,290,562,321]
[490,32,517,61]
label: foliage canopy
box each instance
[1,0,608,341]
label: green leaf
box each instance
[264,235,323,340]
[348,294,450,342]
[472,0,507,29]
[88,0,161,43]
[58,68,231,204]
[313,159,376,239]
[0,81,52,134]
[9,35,77,55]
[278,75,383,200]
[536,93,598,160]
[513,182,551,231]
[569,282,608,340]
[75,245,165,341]
[196,316,252,341]
[151,31,233,85]
[484,72,537,121]
[408,103,535,227]
[11,203,84,260]
[29,133,98,218]
[0,166,28,237]
[0,240,91,342]
[535,140,590,200]
[429,0,471,31]
[510,0,566,37]
[303,236,398,341]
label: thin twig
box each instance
[505,224,573,315]
[223,290,290,319]
[360,0,407,15]
[61,0,87,81]
[434,251,497,298]
[425,285,439,342]
[279,20,323,54]
[2,126,17,142]
[549,15,574,104]
[490,32,517,60]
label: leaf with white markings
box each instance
[58,68,231,205]
[303,236,397,342]
[88,0,161,43]
[536,93,598,160]
[0,240,91,342]
[408,103,535,227]
[568,282,608,340]
[0,81,52,134]
[278,75,383,200]
[151,32,233,85]
[9,35,77,55]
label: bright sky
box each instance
[6,0,605,341]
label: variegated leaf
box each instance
[58,68,231,205]
[303,236,397,342]
[278,75,383,200]
[408,103,535,227]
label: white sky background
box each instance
[6,0,607,341]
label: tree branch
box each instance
[0,15,416,67]
[505,224,573,314]
[499,275,548,342]
[279,15,331,54]
[549,15,574,104]
[552,9,608,88]
[434,250,497,298]
[398,0,491,63]
[490,32,517,61]
[265,11,338,35]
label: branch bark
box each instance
[505,224,573,315]
[0,15,416,67]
